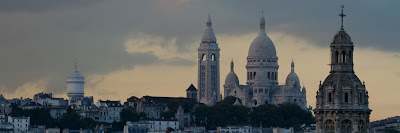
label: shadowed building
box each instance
[313,6,372,133]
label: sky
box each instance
[0,0,399,121]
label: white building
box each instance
[96,100,123,123]
[197,15,221,106]
[140,118,179,132]
[222,14,307,109]
[8,116,30,133]
[67,59,85,105]
[124,121,148,133]
[217,126,253,133]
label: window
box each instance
[342,51,346,63]
[254,72,256,78]
[202,54,206,61]
[267,72,270,80]
[335,51,339,63]
[328,92,332,103]
[211,54,216,61]
[345,92,349,103]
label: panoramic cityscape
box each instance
[0,1,399,133]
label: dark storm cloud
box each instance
[0,0,398,95]
[0,0,101,12]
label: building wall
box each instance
[8,116,30,133]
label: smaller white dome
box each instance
[68,70,84,78]
[285,60,300,87]
[225,60,239,86]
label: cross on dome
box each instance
[339,5,346,31]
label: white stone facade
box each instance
[139,118,179,132]
[223,15,307,109]
[8,116,30,133]
[67,61,85,105]
[96,100,123,123]
[197,15,221,106]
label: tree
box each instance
[160,110,176,118]
[57,109,97,130]
[167,127,175,133]
[120,108,140,123]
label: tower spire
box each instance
[260,11,266,34]
[291,59,295,72]
[74,58,77,71]
[339,5,346,31]
[207,14,212,27]
[230,59,234,72]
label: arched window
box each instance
[271,72,274,80]
[358,120,365,133]
[294,99,297,103]
[275,72,277,80]
[211,54,215,61]
[341,120,352,133]
[253,100,258,106]
[349,51,352,62]
[267,72,270,80]
[328,92,332,103]
[254,72,256,78]
[247,72,249,80]
[202,54,206,61]
[250,72,253,80]
[345,92,349,103]
[342,51,346,63]
[336,51,339,63]
[324,120,335,133]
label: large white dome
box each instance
[248,16,277,59]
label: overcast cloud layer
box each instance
[0,1,399,99]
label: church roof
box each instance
[225,60,239,86]
[201,14,217,43]
[285,60,300,87]
[141,96,196,105]
[233,98,242,105]
[68,70,84,78]
[248,14,277,59]
[332,30,353,45]
[186,84,198,91]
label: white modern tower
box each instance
[67,59,85,104]
[197,15,221,106]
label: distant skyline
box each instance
[0,0,399,121]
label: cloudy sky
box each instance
[1,0,399,121]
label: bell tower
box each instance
[314,5,371,133]
[197,15,221,106]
